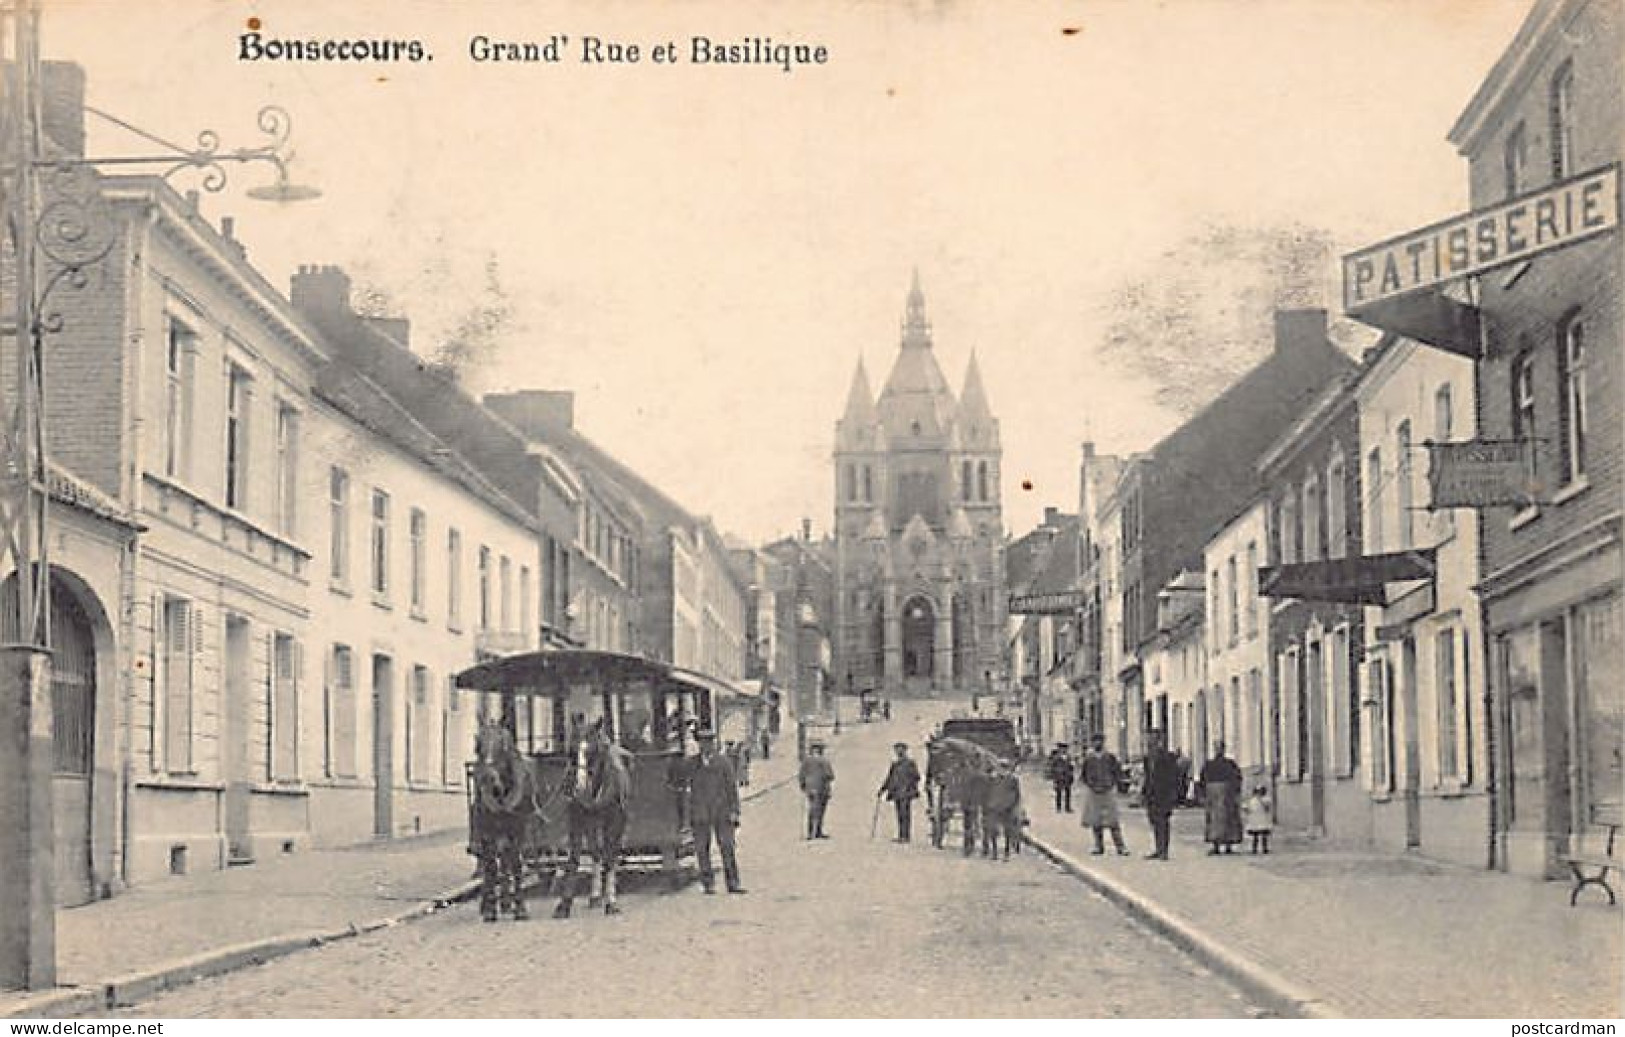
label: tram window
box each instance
[620,680,653,751]
[513,697,532,754]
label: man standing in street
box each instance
[1079,733,1129,855]
[877,741,921,842]
[1045,742,1076,813]
[689,730,746,894]
[1141,729,1183,861]
[799,740,835,839]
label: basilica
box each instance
[832,274,1006,698]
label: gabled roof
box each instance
[313,362,535,529]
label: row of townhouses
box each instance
[1023,0,1619,880]
[5,72,812,907]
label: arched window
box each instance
[862,465,873,502]
[961,460,973,501]
[977,461,989,502]
[1302,473,1322,562]
[1396,421,1413,549]
[1550,60,1574,179]
[1326,449,1346,560]
[844,464,857,502]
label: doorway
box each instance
[49,581,96,905]
[1401,636,1422,848]
[902,597,935,680]
[222,616,253,863]
[372,654,395,838]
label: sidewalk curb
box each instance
[0,877,482,1019]
[1024,832,1343,1020]
[4,753,807,1017]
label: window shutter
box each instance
[291,639,302,781]
[163,600,194,772]
[322,647,334,778]
[149,592,162,770]
[265,630,276,781]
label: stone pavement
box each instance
[107,712,1256,1020]
[1020,773,1623,1019]
[0,826,478,1016]
[2,718,814,1017]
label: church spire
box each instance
[837,356,877,444]
[901,267,932,347]
[958,349,998,447]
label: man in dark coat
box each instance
[689,730,745,894]
[1141,730,1183,861]
[799,741,835,839]
[1044,742,1076,812]
[877,741,922,842]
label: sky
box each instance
[42,0,1531,543]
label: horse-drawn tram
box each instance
[453,649,719,920]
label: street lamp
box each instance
[0,0,317,992]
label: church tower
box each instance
[833,273,1005,699]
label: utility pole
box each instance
[0,0,56,992]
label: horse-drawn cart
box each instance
[455,650,723,918]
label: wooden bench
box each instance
[1563,806,1621,907]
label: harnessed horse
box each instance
[552,721,631,918]
[470,722,540,921]
[926,735,1005,857]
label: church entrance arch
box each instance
[901,596,935,680]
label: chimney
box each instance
[1273,308,1328,355]
[217,216,247,260]
[1081,440,1095,461]
[483,390,576,436]
[801,518,812,543]
[41,62,85,157]
[1043,506,1060,528]
[290,264,355,327]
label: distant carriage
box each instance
[455,650,724,898]
[925,728,1025,859]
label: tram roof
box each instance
[453,649,686,695]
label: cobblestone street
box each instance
[112,720,1259,1018]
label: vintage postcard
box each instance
[0,0,1619,1022]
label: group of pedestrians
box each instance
[696,725,1278,899]
[1044,732,1274,860]
[796,738,925,843]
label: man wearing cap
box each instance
[798,741,835,839]
[689,729,746,894]
[1045,742,1076,813]
[877,741,922,842]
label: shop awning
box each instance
[1349,290,1481,359]
[1258,549,1437,606]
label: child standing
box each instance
[1242,783,1273,854]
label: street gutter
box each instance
[1022,831,1342,1019]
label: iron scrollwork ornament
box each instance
[33,162,116,337]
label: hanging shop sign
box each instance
[1343,164,1619,314]
[1427,439,1544,509]
[1008,589,1087,615]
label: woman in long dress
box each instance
[1197,743,1244,855]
